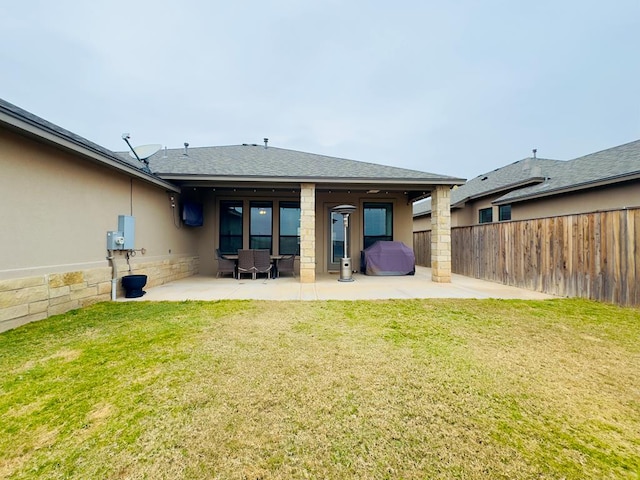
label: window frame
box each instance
[363,202,393,249]
[219,200,243,254]
[479,207,493,224]
[499,204,511,222]
[249,201,273,253]
[279,201,300,255]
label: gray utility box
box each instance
[106,215,135,250]
[107,231,125,250]
[118,215,135,250]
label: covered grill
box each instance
[361,241,415,276]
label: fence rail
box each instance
[414,208,640,306]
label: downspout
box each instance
[107,250,118,301]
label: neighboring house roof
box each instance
[449,157,563,207]
[0,98,179,192]
[126,144,465,201]
[414,139,640,216]
[413,156,562,216]
[495,139,640,205]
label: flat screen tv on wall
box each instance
[182,201,204,227]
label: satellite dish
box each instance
[129,144,162,160]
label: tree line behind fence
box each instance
[414,207,640,306]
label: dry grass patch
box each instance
[0,299,638,479]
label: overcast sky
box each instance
[2,1,639,179]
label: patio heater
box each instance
[332,204,357,282]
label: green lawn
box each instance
[1,299,639,479]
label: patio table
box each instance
[222,253,283,278]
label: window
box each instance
[219,201,243,254]
[499,205,511,221]
[363,202,393,249]
[479,207,493,224]
[250,201,273,252]
[279,202,300,255]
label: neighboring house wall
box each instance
[414,197,493,232]
[452,197,496,227]
[451,204,474,227]
[413,215,431,232]
[414,182,640,230]
[0,129,199,332]
[509,182,640,221]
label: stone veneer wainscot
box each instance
[0,255,199,333]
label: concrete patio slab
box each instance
[120,266,555,302]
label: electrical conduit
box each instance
[107,250,118,301]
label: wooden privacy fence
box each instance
[414,208,640,306]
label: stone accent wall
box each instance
[431,185,452,283]
[0,255,199,333]
[299,183,316,283]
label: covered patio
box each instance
[152,144,465,284]
[121,266,554,301]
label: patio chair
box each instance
[254,249,273,280]
[216,250,236,278]
[237,249,256,280]
[276,254,295,278]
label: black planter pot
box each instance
[122,274,148,298]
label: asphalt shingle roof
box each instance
[497,139,640,203]
[450,157,564,205]
[414,139,640,216]
[0,98,142,171]
[2,96,463,190]
[413,157,563,216]
[138,144,463,183]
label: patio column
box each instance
[299,183,316,283]
[431,185,452,283]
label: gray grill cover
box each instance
[362,241,415,275]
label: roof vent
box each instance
[532,148,537,159]
[183,142,189,156]
[264,137,269,149]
